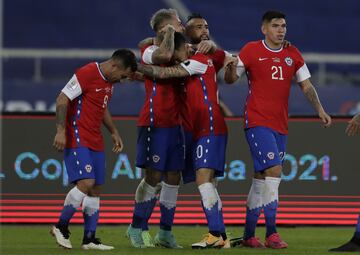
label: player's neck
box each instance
[263,38,282,51]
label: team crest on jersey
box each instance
[207,59,213,67]
[152,155,160,163]
[105,87,111,93]
[85,164,92,173]
[267,152,275,160]
[285,57,293,66]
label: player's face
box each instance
[111,66,134,83]
[167,15,185,33]
[186,18,210,44]
[262,18,287,47]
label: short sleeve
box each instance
[142,45,159,64]
[61,74,82,100]
[292,46,311,82]
[180,59,208,75]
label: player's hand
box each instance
[160,24,175,35]
[197,40,216,54]
[283,40,291,48]
[53,130,66,152]
[224,56,238,69]
[111,132,123,153]
[345,115,360,136]
[319,110,332,128]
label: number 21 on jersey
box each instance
[271,66,284,80]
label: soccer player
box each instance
[329,113,360,252]
[224,10,332,249]
[137,32,238,249]
[50,49,137,250]
[126,8,185,249]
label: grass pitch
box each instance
[0,225,354,255]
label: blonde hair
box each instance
[150,8,178,32]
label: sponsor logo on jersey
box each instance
[267,152,275,160]
[272,57,281,63]
[85,164,92,173]
[285,57,293,66]
[95,88,102,92]
[258,57,268,61]
[152,155,160,163]
[183,60,190,66]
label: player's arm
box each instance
[103,108,123,153]
[138,37,154,49]
[53,92,70,152]
[137,63,190,79]
[224,56,243,84]
[345,113,360,136]
[151,25,176,64]
[298,79,332,127]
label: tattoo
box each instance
[56,104,67,129]
[138,64,189,79]
[304,86,322,111]
[353,113,360,125]
[152,29,175,63]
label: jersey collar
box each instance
[95,62,108,81]
[262,40,283,53]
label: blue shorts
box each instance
[64,147,105,185]
[136,126,184,172]
[245,126,287,172]
[183,134,227,184]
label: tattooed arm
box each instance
[345,113,360,136]
[151,25,175,64]
[299,79,332,127]
[53,92,70,151]
[137,63,190,79]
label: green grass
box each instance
[0,225,355,255]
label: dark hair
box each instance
[111,49,137,72]
[174,32,186,50]
[186,13,204,23]
[262,10,286,23]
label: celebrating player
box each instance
[137,32,237,249]
[224,10,332,249]
[50,49,137,250]
[329,113,360,252]
[126,8,184,249]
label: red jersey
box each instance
[238,40,311,134]
[181,53,228,140]
[137,45,182,127]
[62,62,113,151]
[207,49,226,73]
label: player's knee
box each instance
[164,171,181,185]
[264,165,282,177]
[76,179,96,194]
[196,168,214,186]
[144,168,162,186]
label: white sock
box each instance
[198,182,218,210]
[135,179,157,203]
[247,178,265,210]
[159,181,179,210]
[263,177,281,206]
[64,186,87,208]
[82,196,100,216]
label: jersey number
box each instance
[271,66,284,80]
[102,95,109,108]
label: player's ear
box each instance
[261,24,266,35]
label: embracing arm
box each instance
[138,37,154,49]
[53,92,70,151]
[151,25,175,64]
[103,108,123,153]
[137,63,190,79]
[345,113,360,136]
[299,79,332,127]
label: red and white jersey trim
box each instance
[181,59,208,75]
[142,45,159,64]
[295,63,311,82]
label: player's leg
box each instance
[154,126,183,248]
[329,214,360,252]
[261,128,287,249]
[81,150,113,250]
[50,147,94,249]
[192,135,227,249]
[128,126,167,247]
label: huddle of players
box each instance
[53,7,360,252]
